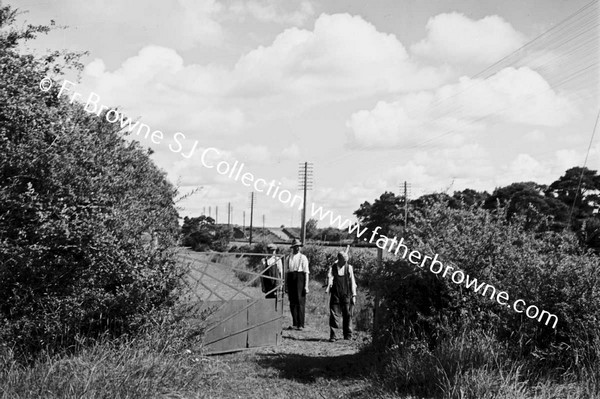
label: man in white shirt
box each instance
[284,238,310,330]
[325,250,357,341]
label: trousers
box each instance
[287,271,306,328]
[329,296,353,339]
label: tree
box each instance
[546,167,600,223]
[305,218,318,239]
[0,6,180,357]
[450,189,489,209]
[411,193,452,214]
[354,191,404,238]
[484,182,569,230]
[181,215,232,251]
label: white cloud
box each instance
[555,149,582,172]
[347,94,475,148]
[523,130,546,142]
[370,144,496,196]
[229,0,315,26]
[411,12,526,64]
[233,144,271,163]
[82,46,246,136]
[281,143,301,159]
[347,67,577,148]
[498,153,547,185]
[231,13,447,104]
[82,13,451,139]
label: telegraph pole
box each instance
[298,162,313,245]
[249,192,255,245]
[400,181,411,229]
[215,205,218,224]
[227,202,231,226]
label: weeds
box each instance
[0,306,209,399]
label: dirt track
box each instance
[178,248,396,399]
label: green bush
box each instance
[0,7,181,359]
[371,201,600,378]
[301,245,378,284]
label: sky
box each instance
[10,0,600,228]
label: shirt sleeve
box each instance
[276,259,283,279]
[326,266,333,293]
[282,255,289,273]
[349,265,357,296]
[302,254,309,273]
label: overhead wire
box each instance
[567,107,600,226]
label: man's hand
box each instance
[351,296,356,305]
[303,287,309,294]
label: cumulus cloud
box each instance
[368,144,496,195]
[82,13,450,139]
[231,13,446,103]
[281,144,301,159]
[233,144,271,163]
[347,67,577,148]
[82,46,245,136]
[499,153,547,185]
[411,12,526,64]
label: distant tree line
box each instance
[180,216,232,252]
[306,166,599,252]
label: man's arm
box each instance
[349,265,357,303]
[325,266,333,293]
[303,255,309,294]
[282,255,288,293]
[349,265,357,296]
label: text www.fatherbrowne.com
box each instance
[43,75,557,329]
[196,147,558,329]
[309,204,559,329]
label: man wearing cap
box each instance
[326,250,357,341]
[284,238,310,330]
[260,243,283,299]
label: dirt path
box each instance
[177,248,399,399]
[197,326,386,399]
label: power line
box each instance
[568,107,600,226]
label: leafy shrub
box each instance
[301,245,335,280]
[372,201,600,376]
[0,7,181,358]
[301,245,378,284]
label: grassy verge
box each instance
[0,308,209,399]
[368,330,600,399]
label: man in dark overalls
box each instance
[326,250,357,341]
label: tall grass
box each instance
[0,306,210,399]
[371,330,600,399]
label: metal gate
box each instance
[177,249,284,354]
